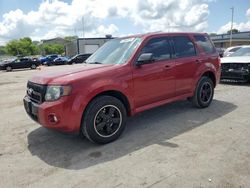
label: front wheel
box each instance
[191,76,214,108]
[81,96,127,144]
[6,66,12,71]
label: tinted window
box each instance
[229,47,241,52]
[228,47,250,57]
[140,37,172,61]
[194,35,215,54]
[173,36,196,58]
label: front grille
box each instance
[221,63,249,71]
[27,81,46,104]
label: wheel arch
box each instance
[201,71,216,87]
[79,89,132,134]
[80,89,132,127]
[93,90,131,116]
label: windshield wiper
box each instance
[88,62,102,64]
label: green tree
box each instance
[209,33,217,36]
[5,37,39,56]
[40,44,64,55]
[0,46,7,55]
[6,40,20,56]
[64,36,78,42]
[227,29,239,34]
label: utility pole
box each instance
[229,7,234,47]
[82,16,85,38]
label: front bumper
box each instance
[23,95,83,133]
[0,66,5,70]
[221,70,250,81]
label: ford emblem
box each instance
[27,88,33,95]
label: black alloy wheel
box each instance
[94,105,122,138]
[200,82,213,103]
[81,96,127,144]
[192,76,214,108]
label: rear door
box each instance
[171,35,198,96]
[193,34,219,81]
[132,36,176,108]
[21,58,31,68]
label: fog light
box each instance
[48,114,58,123]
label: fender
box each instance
[193,62,217,91]
[70,78,135,124]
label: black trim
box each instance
[77,39,80,54]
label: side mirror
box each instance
[136,53,154,66]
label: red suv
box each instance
[24,32,220,144]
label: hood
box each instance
[29,64,113,85]
[221,56,250,64]
[0,60,13,65]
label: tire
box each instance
[81,96,127,144]
[191,76,214,108]
[6,66,12,72]
[31,64,37,69]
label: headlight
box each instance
[45,85,72,101]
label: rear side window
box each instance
[173,36,196,58]
[194,35,215,54]
[140,37,172,61]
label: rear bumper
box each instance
[23,95,83,133]
[221,70,250,81]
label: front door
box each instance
[132,37,176,108]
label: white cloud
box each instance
[0,0,211,45]
[217,8,250,34]
[247,8,250,17]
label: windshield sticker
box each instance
[120,38,135,43]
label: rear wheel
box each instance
[191,76,214,108]
[81,96,127,144]
[31,64,37,69]
[6,66,12,71]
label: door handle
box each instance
[164,65,172,70]
[195,59,202,63]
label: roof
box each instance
[118,32,208,39]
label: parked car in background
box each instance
[24,32,220,144]
[68,53,92,64]
[221,45,250,82]
[40,54,59,64]
[223,46,242,57]
[31,57,41,63]
[0,57,41,71]
[44,56,69,66]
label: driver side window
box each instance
[140,37,172,62]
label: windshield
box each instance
[86,37,142,65]
[229,47,250,57]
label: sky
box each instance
[0,0,250,45]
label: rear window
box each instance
[173,36,196,58]
[194,35,215,54]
